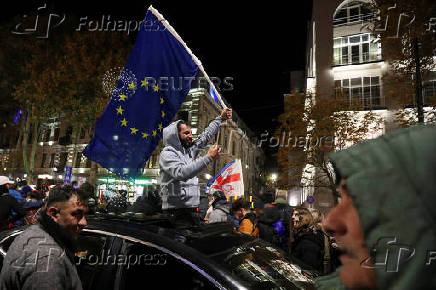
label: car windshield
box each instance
[210,239,315,289]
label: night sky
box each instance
[2,0,312,135]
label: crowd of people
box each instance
[1,123,434,289]
[203,191,341,276]
[0,178,46,231]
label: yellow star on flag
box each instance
[116,105,124,115]
[161,110,165,118]
[128,82,136,90]
[141,78,148,87]
[152,130,157,137]
[153,85,159,92]
[119,94,127,101]
[158,123,163,131]
[121,118,128,127]
[130,127,138,135]
[160,97,164,104]
[142,132,149,139]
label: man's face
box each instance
[51,194,88,240]
[178,123,193,148]
[322,179,377,289]
[234,208,245,220]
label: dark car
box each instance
[0,214,315,289]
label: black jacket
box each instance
[291,226,324,273]
[0,193,26,230]
[258,207,282,247]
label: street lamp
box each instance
[271,173,277,182]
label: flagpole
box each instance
[148,6,228,110]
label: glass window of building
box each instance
[333,34,381,65]
[75,152,82,168]
[424,80,436,104]
[335,76,382,109]
[41,153,47,168]
[49,153,56,168]
[53,127,60,141]
[333,1,376,26]
[44,128,51,142]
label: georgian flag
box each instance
[206,159,244,197]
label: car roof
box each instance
[86,214,255,256]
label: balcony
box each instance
[333,52,382,66]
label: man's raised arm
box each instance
[192,108,232,152]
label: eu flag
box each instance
[83,6,199,180]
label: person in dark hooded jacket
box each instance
[317,125,436,290]
[291,206,324,273]
[0,177,25,231]
[258,206,286,249]
[208,190,231,223]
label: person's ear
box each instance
[47,206,60,222]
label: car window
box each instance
[118,240,222,290]
[215,240,315,289]
[74,231,117,290]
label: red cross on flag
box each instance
[206,159,244,197]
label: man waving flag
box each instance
[84,6,225,180]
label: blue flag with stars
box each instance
[83,6,199,180]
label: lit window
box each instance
[333,34,380,65]
[335,76,383,109]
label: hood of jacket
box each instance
[329,125,436,289]
[259,207,281,225]
[163,120,184,152]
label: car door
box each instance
[113,236,226,290]
[74,229,120,290]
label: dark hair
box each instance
[78,182,95,199]
[46,185,84,207]
[232,198,251,213]
[177,120,191,132]
[212,190,226,201]
[18,180,28,187]
[29,191,43,200]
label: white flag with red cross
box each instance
[206,159,244,197]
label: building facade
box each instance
[286,0,435,213]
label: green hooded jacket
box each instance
[317,125,436,289]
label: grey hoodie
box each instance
[159,117,222,209]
